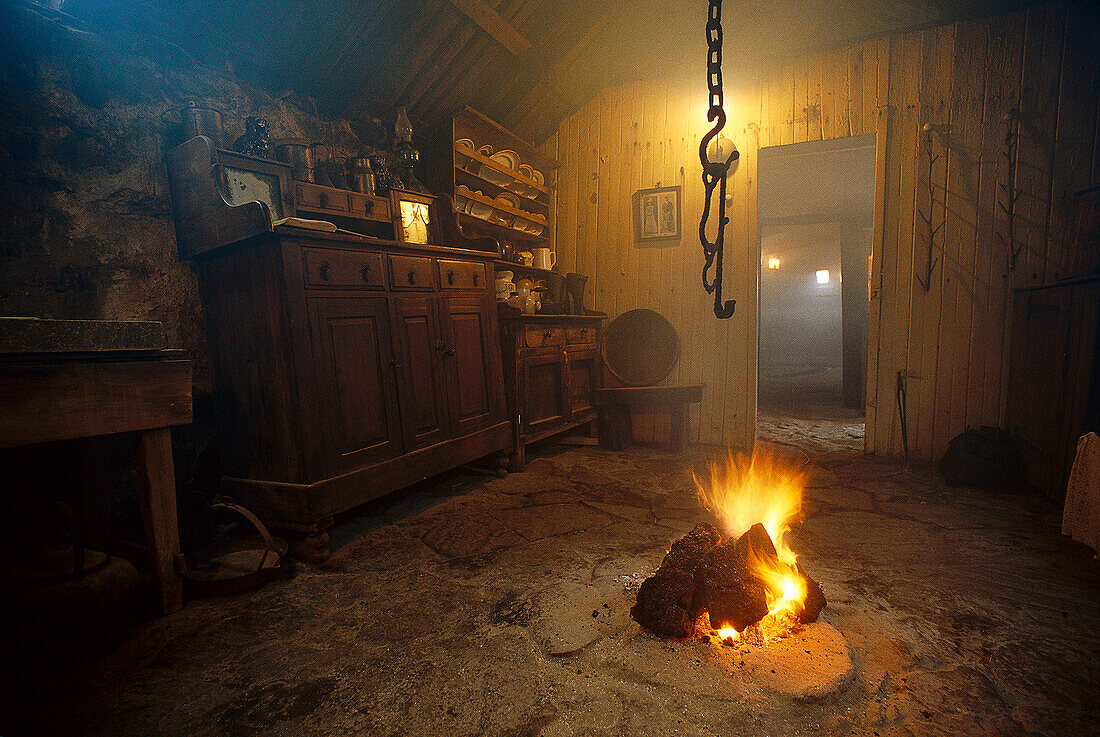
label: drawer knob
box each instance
[580,327,588,335]
[472,272,479,286]
[544,330,553,339]
[364,199,374,215]
[360,264,371,282]
[447,270,455,286]
[443,346,456,357]
[318,261,331,281]
[407,270,417,285]
[318,192,328,208]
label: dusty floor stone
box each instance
[740,622,855,701]
[4,438,1100,737]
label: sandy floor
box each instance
[758,368,866,453]
[5,441,1099,736]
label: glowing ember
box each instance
[694,446,812,638]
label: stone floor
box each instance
[6,440,1100,737]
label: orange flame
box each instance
[694,446,810,635]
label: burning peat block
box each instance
[631,522,722,637]
[796,563,826,624]
[702,522,776,631]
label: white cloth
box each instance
[1063,431,1100,555]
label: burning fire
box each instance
[694,446,810,638]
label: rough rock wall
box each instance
[0,5,385,389]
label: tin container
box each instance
[274,141,314,182]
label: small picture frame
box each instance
[634,185,681,243]
[390,188,436,244]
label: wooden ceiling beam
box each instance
[446,0,531,56]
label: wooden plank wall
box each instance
[542,0,1099,456]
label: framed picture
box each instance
[634,185,681,243]
[389,188,436,244]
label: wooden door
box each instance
[566,348,599,418]
[307,297,403,473]
[521,350,566,435]
[438,295,501,436]
[392,296,450,450]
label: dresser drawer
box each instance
[525,326,565,349]
[302,249,384,290]
[349,193,390,222]
[438,259,487,290]
[388,255,436,290]
[565,324,597,345]
[296,184,347,213]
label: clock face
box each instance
[222,166,283,220]
[399,200,430,244]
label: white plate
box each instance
[492,150,519,169]
[493,192,520,210]
[455,138,474,150]
[480,163,514,188]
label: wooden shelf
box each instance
[425,107,557,252]
[459,189,547,232]
[453,106,560,173]
[458,213,548,244]
[454,167,549,211]
[454,144,550,198]
[492,261,559,279]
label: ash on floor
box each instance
[5,444,1099,737]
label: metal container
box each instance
[274,141,314,182]
[180,103,224,146]
[345,156,376,194]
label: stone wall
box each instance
[0,4,388,389]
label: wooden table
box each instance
[0,331,192,613]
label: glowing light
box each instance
[694,446,811,639]
[816,269,830,284]
[718,627,739,642]
[767,257,781,270]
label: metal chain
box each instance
[698,0,739,319]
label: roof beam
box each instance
[446,0,531,56]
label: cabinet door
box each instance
[392,296,449,450]
[566,348,599,418]
[438,295,502,436]
[307,297,403,472]
[521,351,566,435]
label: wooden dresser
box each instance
[167,137,510,560]
[499,313,606,470]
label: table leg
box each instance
[599,404,632,451]
[668,403,687,451]
[137,427,183,614]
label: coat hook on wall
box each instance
[915,123,946,292]
[997,108,1024,271]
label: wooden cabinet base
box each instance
[222,420,512,554]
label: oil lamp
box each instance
[393,106,419,183]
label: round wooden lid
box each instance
[602,309,679,386]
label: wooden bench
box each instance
[593,384,703,451]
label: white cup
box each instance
[531,247,556,270]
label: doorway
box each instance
[756,135,875,451]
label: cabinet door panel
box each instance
[567,349,599,417]
[308,298,402,472]
[393,297,449,449]
[521,352,566,433]
[439,296,500,435]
